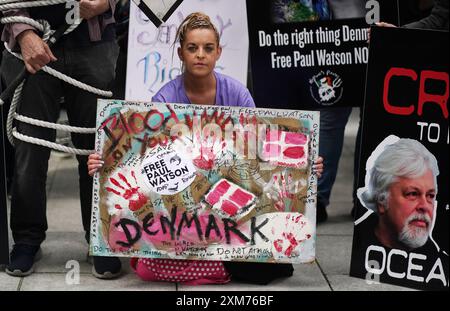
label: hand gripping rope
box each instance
[0,0,113,155]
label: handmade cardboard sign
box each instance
[90,100,319,263]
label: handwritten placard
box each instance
[90,100,320,263]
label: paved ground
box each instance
[0,108,415,291]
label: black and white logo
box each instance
[309,70,343,106]
[140,149,196,195]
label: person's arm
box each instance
[239,88,256,108]
[79,0,112,19]
[108,0,120,16]
[151,80,179,103]
[16,30,57,74]
[403,0,449,30]
[1,9,37,50]
[151,92,168,103]
[81,0,120,42]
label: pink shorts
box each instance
[130,257,231,285]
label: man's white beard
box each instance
[398,213,431,249]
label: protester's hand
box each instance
[313,156,324,178]
[375,22,397,28]
[88,153,104,176]
[17,30,57,74]
[79,0,110,19]
[368,22,397,43]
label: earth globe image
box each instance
[271,0,330,23]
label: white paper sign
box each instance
[125,0,249,101]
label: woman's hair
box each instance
[360,138,439,213]
[175,12,220,47]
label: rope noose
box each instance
[0,0,113,154]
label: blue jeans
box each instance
[317,107,353,208]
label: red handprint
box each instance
[193,144,216,170]
[192,129,226,170]
[274,232,301,257]
[106,171,148,212]
[266,171,307,211]
[271,214,312,258]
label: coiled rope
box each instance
[0,0,112,155]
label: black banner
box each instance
[247,0,371,109]
[0,105,9,265]
[246,0,402,110]
[350,27,449,290]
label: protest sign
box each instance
[247,0,370,109]
[90,100,319,264]
[126,0,249,101]
[350,27,449,290]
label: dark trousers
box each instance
[317,107,353,208]
[0,40,119,246]
[0,44,14,194]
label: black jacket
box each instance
[404,0,449,30]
